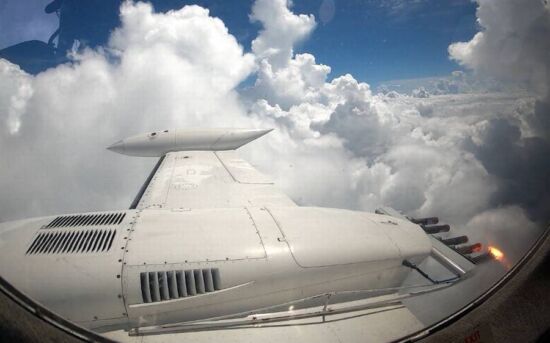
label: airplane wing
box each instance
[109,128,296,210]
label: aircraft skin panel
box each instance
[0,211,137,327]
[123,208,268,266]
[267,207,432,268]
[215,150,274,184]
[135,151,296,210]
[121,256,410,328]
[115,206,424,328]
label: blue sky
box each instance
[292,0,478,85]
[0,0,478,86]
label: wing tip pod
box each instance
[107,128,274,157]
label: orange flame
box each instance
[488,246,504,261]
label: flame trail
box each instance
[488,246,504,261]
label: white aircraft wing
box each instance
[121,129,296,210]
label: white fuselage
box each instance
[0,206,431,332]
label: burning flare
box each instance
[488,246,504,261]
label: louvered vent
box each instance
[44,212,126,228]
[26,229,117,255]
[140,268,222,303]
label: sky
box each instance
[0,0,58,49]
[0,0,478,86]
[0,0,549,328]
[292,0,478,84]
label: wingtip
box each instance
[106,140,124,154]
[243,128,274,138]
[262,128,274,134]
[253,128,274,140]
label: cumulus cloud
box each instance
[250,0,316,69]
[449,0,550,97]
[245,0,331,110]
[449,0,550,139]
[246,53,331,110]
[247,71,502,227]
[0,61,32,134]
[412,86,430,98]
[110,2,254,91]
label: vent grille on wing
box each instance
[44,213,126,228]
[140,268,222,303]
[26,229,117,255]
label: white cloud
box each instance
[246,0,329,110]
[247,53,331,109]
[250,0,316,69]
[110,2,254,92]
[449,0,550,98]
[0,61,32,134]
[246,67,512,226]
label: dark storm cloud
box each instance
[465,118,550,224]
